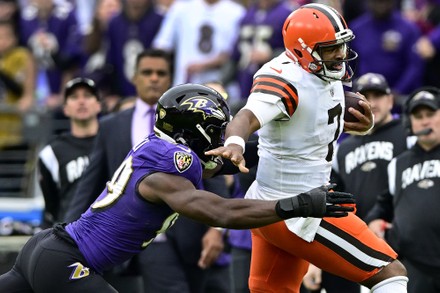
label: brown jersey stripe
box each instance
[313,220,394,272]
[320,220,393,262]
[252,74,298,98]
[251,75,298,116]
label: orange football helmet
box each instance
[283,3,357,82]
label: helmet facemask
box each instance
[311,42,358,82]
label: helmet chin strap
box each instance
[195,124,222,170]
[319,62,347,82]
[196,124,212,144]
[310,45,357,82]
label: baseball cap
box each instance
[408,90,439,113]
[353,73,391,95]
[64,77,99,100]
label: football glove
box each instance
[275,184,355,219]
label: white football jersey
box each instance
[153,0,245,85]
[244,53,346,241]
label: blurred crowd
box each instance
[1,0,439,120]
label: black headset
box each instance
[402,86,440,135]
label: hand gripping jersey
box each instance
[244,53,345,241]
[66,134,203,273]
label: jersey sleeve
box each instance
[387,158,397,196]
[141,141,203,188]
[243,73,299,126]
[38,146,61,225]
[249,74,299,117]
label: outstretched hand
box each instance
[275,184,356,219]
[205,144,249,173]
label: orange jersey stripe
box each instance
[251,75,298,116]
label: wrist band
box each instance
[224,136,245,154]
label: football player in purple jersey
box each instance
[0,84,355,292]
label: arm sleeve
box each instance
[38,158,60,226]
[242,94,288,127]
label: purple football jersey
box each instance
[105,8,163,97]
[66,134,203,273]
[20,3,82,94]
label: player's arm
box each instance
[139,173,356,229]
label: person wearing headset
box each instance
[366,86,440,293]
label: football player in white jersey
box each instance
[206,3,409,293]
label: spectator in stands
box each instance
[0,20,36,148]
[342,0,367,23]
[19,0,83,110]
[223,0,291,101]
[37,77,101,228]
[413,1,440,88]
[152,0,245,88]
[64,49,171,224]
[103,0,163,102]
[350,0,425,111]
[0,0,21,35]
[0,20,35,112]
[74,0,98,37]
[81,0,121,112]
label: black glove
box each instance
[275,184,355,219]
